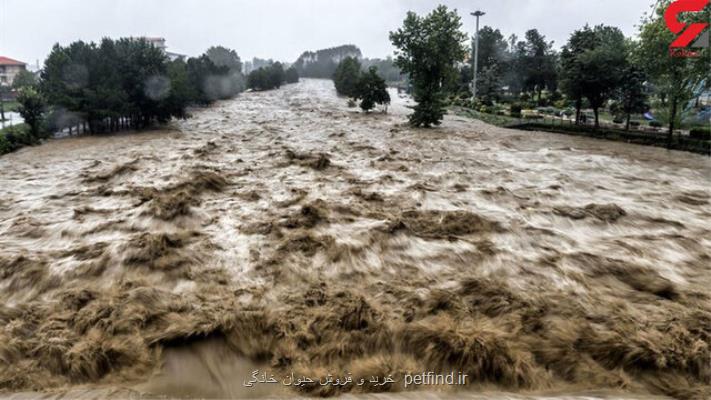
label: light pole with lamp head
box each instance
[470,10,485,103]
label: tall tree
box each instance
[519,29,558,104]
[390,5,467,127]
[268,62,286,89]
[205,46,246,96]
[560,25,627,127]
[469,26,508,100]
[355,67,391,112]
[476,26,508,71]
[333,57,362,98]
[560,26,596,124]
[636,0,710,144]
[12,70,37,90]
[205,46,243,72]
[617,63,648,130]
[16,88,47,138]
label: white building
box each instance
[139,37,186,61]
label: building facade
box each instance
[0,56,27,87]
[139,37,185,61]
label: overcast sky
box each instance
[1,0,655,67]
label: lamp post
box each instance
[470,10,485,102]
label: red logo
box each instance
[664,0,709,56]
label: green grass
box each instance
[452,107,520,128]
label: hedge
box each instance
[0,124,35,156]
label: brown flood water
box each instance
[0,79,709,400]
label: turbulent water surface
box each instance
[0,79,710,400]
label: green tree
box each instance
[467,26,508,100]
[285,66,300,84]
[205,46,246,97]
[17,87,47,138]
[247,63,286,91]
[518,29,558,104]
[636,0,710,144]
[333,57,362,97]
[355,67,391,112]
[476,27,509,71]
[12,70,37,90]
[617,64,648,130]
[560,25,627,127]
[39,38,214,134]
[268,62,286,89]
[560,27,595,124]
[247,68,268,91]
[477,64,503,104]
[205,46,243,72]
[390,5,467,127]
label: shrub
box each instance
[0,133,11,155]
[480,105,495,114]
[630,121,641,127]
[690,127,711,140]
[649,121,662,128]
[510,103,523,115]
[0,124,34,155]
[613,117,625,124]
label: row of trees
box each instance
[333,57,390,112]
[388,2,709,136]
[35,39,247,135]
[247,63,299,91]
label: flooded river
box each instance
[0,79,709,399]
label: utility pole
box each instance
[470,10,485,102]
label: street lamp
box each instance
[470,10,485,102]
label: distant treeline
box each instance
[293,45,361,79]
[293,44,404,83]
[40,39,246,134]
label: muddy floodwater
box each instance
[0,79,710,400]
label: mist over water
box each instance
[0,80,709,399]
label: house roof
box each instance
[0,56,26,66]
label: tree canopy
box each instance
[39,38,245,134]
[560,25,628,127]
[333,57,362,98]
[247,62,287,91]
[636,0,710,141]
[12,70,38,90]
[355,67,391,112]
[390,5,467,127]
